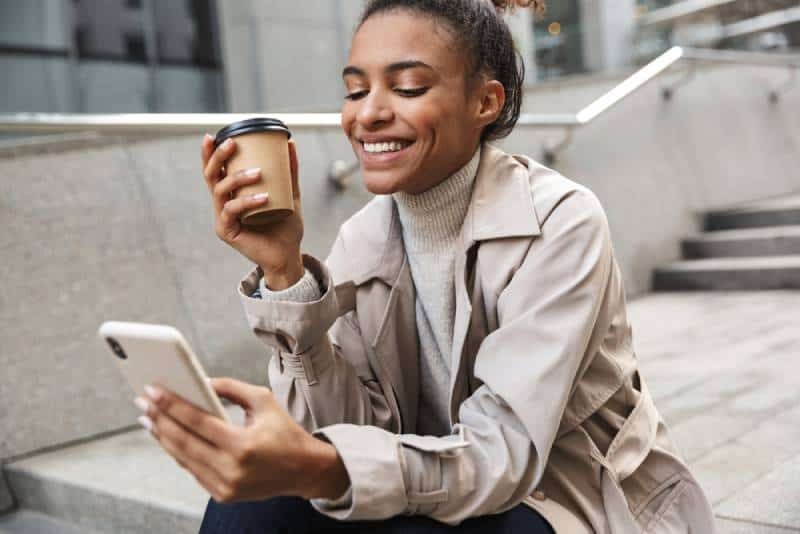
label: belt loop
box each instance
[299,352,318,385]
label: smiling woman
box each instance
[139,1,717,533]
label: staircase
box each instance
[653,194,800,290]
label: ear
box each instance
[474,79,505,129]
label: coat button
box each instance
[533,490,546,501]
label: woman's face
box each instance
[341,11,499,195]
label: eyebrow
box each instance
[342,60,435,78]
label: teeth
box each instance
[363,141,409,153]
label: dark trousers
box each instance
[199,496,555,534]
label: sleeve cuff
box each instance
[308,424,408,521]
[256,267,322,302]
[237,254,341,354]
[310,485,353,511]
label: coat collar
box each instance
[343,143,542,287]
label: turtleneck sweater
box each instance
[391,145,481,435]
[255,145,482,438]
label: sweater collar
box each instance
[339,143,541,286]
[391,146,481,250]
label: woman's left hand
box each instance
[136,377,348,503]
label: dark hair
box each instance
[358,0,545,142]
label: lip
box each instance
[356,139,414,168]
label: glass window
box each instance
[532,0,584,80]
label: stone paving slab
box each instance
[714,452,800,530]
[628,290,800,530]
[716,517,800,533]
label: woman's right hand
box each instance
[201,134,305,290]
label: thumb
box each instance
[210,377,269,412]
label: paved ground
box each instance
[630,290,800,533]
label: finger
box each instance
[204,138,236,194]
[145,386,238,449]
[148,400,232,480]
[218,193,270,230]
[288,140,300,202]
[213,167,262,203]
[201,133,214,169]
[153,418,230,500]
[211,377,271,414]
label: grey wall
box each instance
[0,130,369,505]
[217,0,364,112]
[502,63,800,295]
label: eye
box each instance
[395,87,429,97]
[344,90,368,101]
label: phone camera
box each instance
[105,337,127,360]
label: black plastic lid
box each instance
[214,117,291,147]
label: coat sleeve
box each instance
[236,235,398,437]
[311,189,614,524]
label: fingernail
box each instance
[243,168,261,178]
[251,192,269,201]
[144,384,162,402]
[134,396,149,413]
[138,415,154,432]
[222,138,233,149]
[204,133,213,142]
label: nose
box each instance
[356,89,394,129]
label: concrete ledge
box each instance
[3,405,244,534]
[653,255,800,290]
[4,430,207,534]
[705,205,800,232]
[0,509,90,534]
[682,226,800,259]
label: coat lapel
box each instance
[336,196,419,430]
[448,144,542,423]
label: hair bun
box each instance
[491,0,546,16]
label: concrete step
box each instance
[0,509,88,534]
[3,406,244,534]
[682,226,800,259]
[705,198,800,231]
[653,255,800,291]
[4,431,205,534]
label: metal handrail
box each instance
[1,46,799,172]
[719,5,800,41]
[637,0,738,28]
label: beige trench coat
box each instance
[237,144,717,533]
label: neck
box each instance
[392,144,482,250]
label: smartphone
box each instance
[98,320,231,424]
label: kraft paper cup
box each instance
[214,117,293,226]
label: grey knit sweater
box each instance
[256,146,482,437]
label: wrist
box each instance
[260,253,304,291]
[299,435,350,500]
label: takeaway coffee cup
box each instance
[214,117,293,226]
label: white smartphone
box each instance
[98,320,231,424]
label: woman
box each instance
[136,0,717,532]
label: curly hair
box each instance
[491,0,546,16]
[358,0,545,142]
